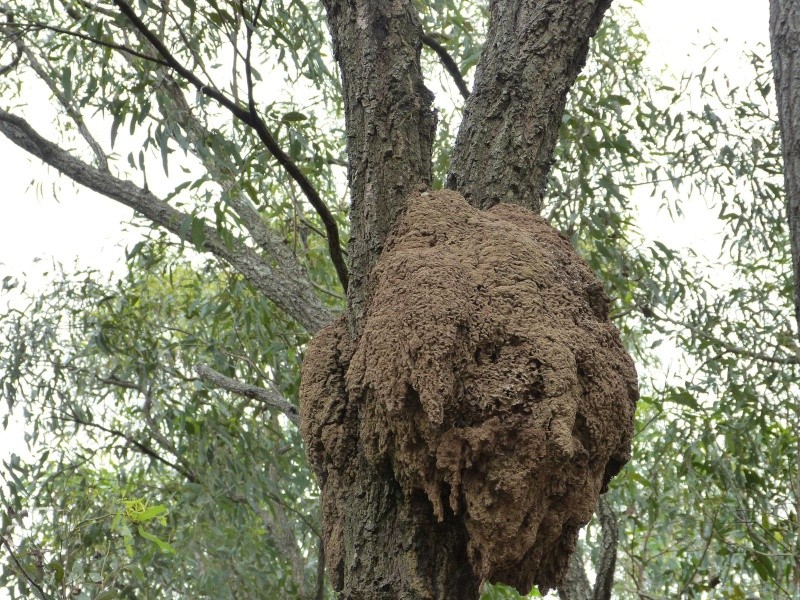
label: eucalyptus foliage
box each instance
[0,0,797,599]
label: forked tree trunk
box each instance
[314,1,618,597]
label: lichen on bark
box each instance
[301,190,638,596]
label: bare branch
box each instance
[421,33,470,100]
[0,109,333,334]
[111,0,349,290]
[194,363,299,427]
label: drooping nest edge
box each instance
[300,190,638,593]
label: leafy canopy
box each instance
[0,1,797,599]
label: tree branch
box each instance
[156,75,303,275]
[322,0,436,330]
[652,311,800,365]
[0,109,333,334]
[18,42,108,169]
[0,10,22,77]
[194,363,299,427]
[448,0,614,212]
[0,536,54,600]
[54,1,329,327]
[594,496,618,600]
[1,20,173,68]
[315,535,326,600]
[64,412,198,483]
[558,543,592,600]
[558,496,619,600]
[110,0,349,291]
[421,33,470,100]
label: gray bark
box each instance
[447,0,612,213]
[768,0,800,588]
[0,109,333,335]
[771,0,800,334]
[315,1,617,597]
[322,0,437,332]
[557,496,618,600]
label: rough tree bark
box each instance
[322,0,437,333]
[313,1,621,598]
[768,0,800,588]
[447,0,613,213]
[0,0,625,596]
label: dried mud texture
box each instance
[301,190,638,594]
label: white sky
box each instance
[0,3,775,599]
[0,0,770,287]
[0,0,773,496]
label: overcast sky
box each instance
[0,1,773,457]
[0,0,770,288]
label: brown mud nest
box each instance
[301,190,638,593]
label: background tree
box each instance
[0,0,797,599]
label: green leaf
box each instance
[137,526,176,554]
[281,111,308,122]
[191,217,206,250]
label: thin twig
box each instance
[19,43,108,169]
[64,412,198,482]
[652,311,800,365]
[422,33,471,100]
[1,20,172,68]
[0,536,54,600]
[111,0,349,290]
[0,11,22,76]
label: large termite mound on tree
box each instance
[301,190,638,594]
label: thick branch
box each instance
[448,0,612,212]
[322,0,436,331]
[558,496,619,600]
[558,544,592,600]
[769,0,800,582]
[194,363,300,427]
[110,0,349,291]
[422,33,470,100]
[0,109,333,334]
[771,0,800,336]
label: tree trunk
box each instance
[768,0,800,588]
[447,0,613,213]
[322,0,437,333]
[310,1,621,598]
